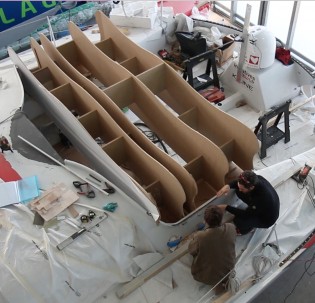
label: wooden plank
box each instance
[211,279,253,303]
[266,94,315,129]
[269,163,302,188]
[116,241,190,299]
[68,205,79,218]
[290,93,315,112]
[30,185,79,221]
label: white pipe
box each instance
[18,135,109,196]
[46,16,56,46]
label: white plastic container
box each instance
[110,1,158,29]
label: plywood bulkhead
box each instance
[96,12,259,170]
[30,38,189,223]
[62,21,230,206]
[39,33,198,214]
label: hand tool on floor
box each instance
[57,211,108,250]
[88,174,115,194]
[73,181,96,198]
[104,181,115,194]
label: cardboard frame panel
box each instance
[30,38,189,223]
[60,20,230,205]
[95,12,259,171]
[39,34,199,216]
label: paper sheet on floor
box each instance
[0,205,153,303]
[0,175,39,207]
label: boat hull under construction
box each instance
[3,5,315,303]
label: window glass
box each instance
[215,1,231,10]
[214,0,315,67]
[235,1,260,25]
[213,1,232,21]
[266,1,294,45]
[292,1,315,62]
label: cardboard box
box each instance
[215,35,235,66]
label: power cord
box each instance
[283,251,315,303]
[134,122,169,154]
[305,177,315,207]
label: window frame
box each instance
[213,0,315,70]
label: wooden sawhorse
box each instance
[254,100,291,159]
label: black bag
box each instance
[175,31,207,57]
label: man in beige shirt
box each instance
[188,205,236,293]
